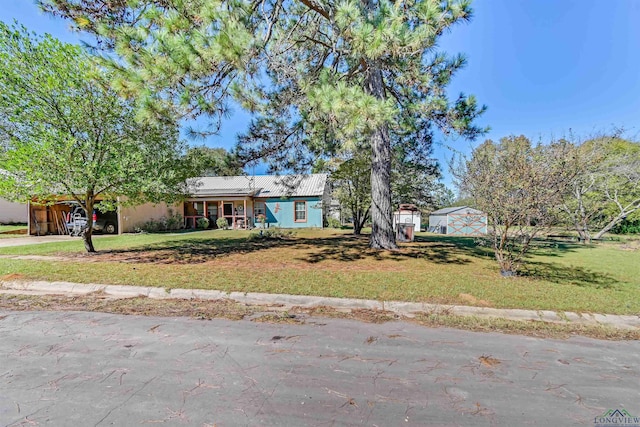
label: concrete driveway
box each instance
[1,310,639,426]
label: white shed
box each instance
[428,206,487,236]
[393,204,422,232]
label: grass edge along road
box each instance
[1,292,639,341]
[0,229,638,316]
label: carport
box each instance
[28,198,175,236]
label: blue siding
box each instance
[263,197,323,228]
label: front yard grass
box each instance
[0,225,28,238]
[0,229,638,315]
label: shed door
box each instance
[447,213,486,236]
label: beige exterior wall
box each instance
[0,198,27,223]
[119,202,181,233]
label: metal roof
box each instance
[189,174,328,198]
[430,206,484,215]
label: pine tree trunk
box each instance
[365,63,397,250]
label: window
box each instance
[254,201,265,218]
[294,201,307,222]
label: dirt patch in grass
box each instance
[458,293,493,307]
[0,229,27,235]
[619,241,640,251]
[1,273,24,281]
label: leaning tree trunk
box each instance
[365,63,397,250]
[353,206,370,236]
[593,212,628,240]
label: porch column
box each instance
[232,201,236,229]
[204,201,208,227]
[243,199,247,229]
[220,200,225,228]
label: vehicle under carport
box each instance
[27,198,176,236]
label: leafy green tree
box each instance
[331,154,372,235]
[185,146,244,177]
[428,183,457,210]
[561,137,640,242]
[42,0,486,250]
[455,136,576,276]
[0,22,196,252]
[391,143,442,211]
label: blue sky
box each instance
[2,0,639,185]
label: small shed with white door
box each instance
[393,204,422,232]
[428,206,487,236]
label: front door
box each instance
[207,204,218,228]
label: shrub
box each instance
[196,217,210,229]
[164,209,184,231]
[216,217,229,230]
[326,217,341,228]
[138,220,160,233]
[255,214,267,228]
[612,218,640,234]
[248,227,295,240]
[137,209,185,233]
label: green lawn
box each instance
[0,229,638,315]
[0,225,28,238]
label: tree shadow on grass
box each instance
[93,232,610,292]
[94,233,480,266]
[414,235,619,289]
[97,236,278,264]
[299,234,478,265]
[520,261,619,289]
[525,240,588,258]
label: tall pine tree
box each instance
[42,0,486,249]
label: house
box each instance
[393,204,422,232]
[25,174,329,235]
[428,206,487,236]
[184,174,329,229]
[0,198,27,224]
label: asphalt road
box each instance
[1,310,639,426]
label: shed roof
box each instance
[430,206,484,216]
[189,174,328,198]
[396,203,420,212]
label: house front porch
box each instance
[184,197,261,230]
